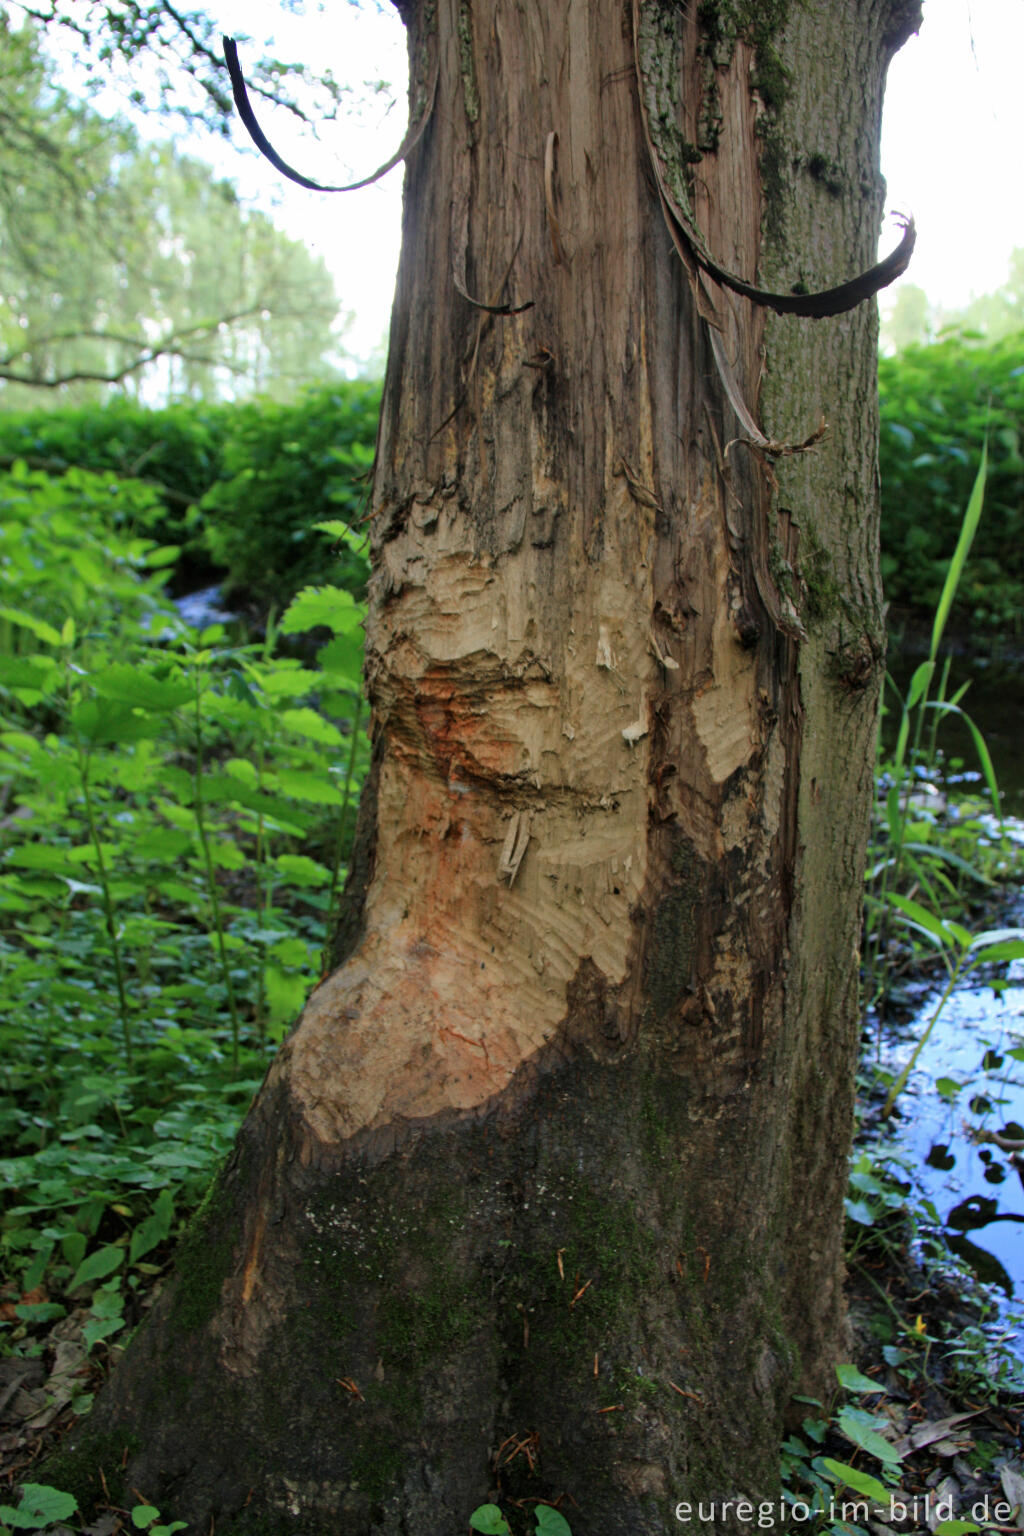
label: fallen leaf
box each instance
[891,1412,981,1459]
[1000,1463,1024,1515]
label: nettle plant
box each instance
[0,466,369,1354]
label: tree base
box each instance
[55,1034,845,1536]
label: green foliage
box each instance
[0,382,381,612]
[878,332,1024,635]
[0,395,232,568]
[469,1505,572,1536]
[0,1486,186,1536]
[0,460,369,1361]
[780,1365,906,1534]
[0,1484,77,1531]
[845,1142,1024,1405]
[130,1502,186,1535]
[199,382,380,612]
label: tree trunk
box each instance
[61,2,920,1531]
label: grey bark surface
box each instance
[59,2,921,1532]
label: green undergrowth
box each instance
[0,381,381,616]
[0,464,369,1393]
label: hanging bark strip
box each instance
[222,35,439,193]
[451,225,535,315]
[629,0,915,319]
[544,131,566,266]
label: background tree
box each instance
[54,2,922,1532]
[0,14,343,402]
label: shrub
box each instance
[878,331,1024,636]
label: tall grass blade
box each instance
[930,439,987,661]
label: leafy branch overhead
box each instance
[4,0,351,133]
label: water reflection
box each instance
[879,946,1024,1304]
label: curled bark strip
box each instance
[544,131,566,266]
[223,35,439,193]
[631,0,915,318]
[452,274,536,315]
[725,417,829,462]
[706,326,769,448]
[451,193,534,315]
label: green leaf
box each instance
[968,939,1024,965]
[277,709,345,749]
[0,1484,78,1530]
[905,659,934,709]
[91,666,193,713]
[836,1408,901,1465]
[265,965,310,1026]
[132,1506,160,1530]
[68,1243,124,1293]
[71,699,160,745]
[275,766,345,802]
[469,1506,511,1535]
[61,1230,87,1268]
[280,585,361,636]
[958,707,1002,823]
[83,1312,125,1351]
[0,606,62,646]
[273,854,330,888]
[836,1363,883,1394]
[934,1523,980,1535]
[14,1302,66,1325]
[899,841,991,887]
[821,1460,891,1504]
[130,1188,175,1264]
[312,518,367,555]
[534,1508,572,1536]
[885,893,955,949]
[967,928,1024,962]
[251,668,320,700]
[315,632,364,687]
[143,545,182,569]
[844,1198,876,1226]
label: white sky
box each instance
[40,0,1024,365]
[880,0,1024,317]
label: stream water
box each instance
[873,897,1024,1311]
[879,640,1024,1314]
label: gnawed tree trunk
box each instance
[61,2,919,1531]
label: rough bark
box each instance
[56,2,921,1532]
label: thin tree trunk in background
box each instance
[62,2,921,1531]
